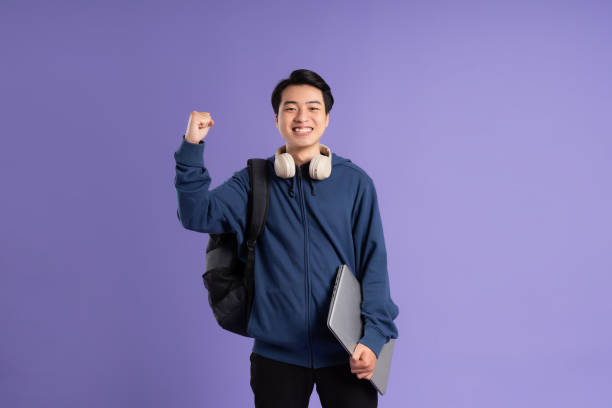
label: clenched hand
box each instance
[185,110,215,144]
[350,343,377,380]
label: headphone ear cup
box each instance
[275,153,295,178]
[309,154,331,180]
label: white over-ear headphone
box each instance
[274,144,332,180]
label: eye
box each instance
[310,107,319,110]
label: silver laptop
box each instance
[327,264,396,395]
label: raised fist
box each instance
[185,111,215,144]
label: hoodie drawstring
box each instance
[308,177,316,195]
[287,175,316,196]
[288,177,295,197]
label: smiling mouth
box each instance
[292,127,313,135]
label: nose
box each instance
[295,108,310,124]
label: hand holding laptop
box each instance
[327,264,396,395]
[350,343,377,380]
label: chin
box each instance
[293,138,316,145]
[287,134,320,146]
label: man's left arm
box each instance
[352,178,400,359]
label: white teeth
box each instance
[293,127,312,132]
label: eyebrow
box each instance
[282,100,322,106]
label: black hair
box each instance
[271,69,334,116]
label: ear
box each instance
[325,112,330,128]
[274,114,279,128]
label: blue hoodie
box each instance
[174,135,399,369]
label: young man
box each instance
[174,69,399,407]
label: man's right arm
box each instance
[173,134,250,237]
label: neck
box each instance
[285,143,321,167]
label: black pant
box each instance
[249,352,378,408]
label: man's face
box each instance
[275,84,330,150]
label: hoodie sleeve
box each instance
[352,177,399,358]
[173,134,250,244]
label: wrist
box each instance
[185,136,202,144]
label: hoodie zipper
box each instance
[296,165,313,368]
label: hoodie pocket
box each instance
[247,287,308,347]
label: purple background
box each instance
[2,0,611,407]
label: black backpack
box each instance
[202,158,270,337]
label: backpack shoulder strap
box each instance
[245,158,270,249]
[244,158,269,325]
